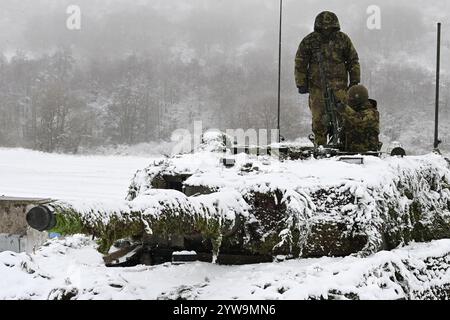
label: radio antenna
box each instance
[277,0,283,142]
[434,22,442,150]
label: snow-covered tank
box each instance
[26,132,450,266]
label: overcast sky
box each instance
[0,0,449,152]
[0,0,448,73]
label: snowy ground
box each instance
[0,148,156,201]
[0,235,448,300]
[0,147,449,300]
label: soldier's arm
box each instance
[338,104,357,119]
[343,34,360,85]
[360,109,380,131]
[295,38,311,88]
[342,108,379,129]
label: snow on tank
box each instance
[25,132,450,266]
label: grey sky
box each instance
[0,0,448,67]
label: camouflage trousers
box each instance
[342,129,381,153]
[308,86,348,146]
[343,139,380,153]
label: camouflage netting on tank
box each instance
[306,244,450,300]
[49,190,249,255]
[47,151,450,259]
[1,236,449,300]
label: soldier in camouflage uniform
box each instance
[295,11,360,146]
[336,85,381,153]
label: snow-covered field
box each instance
[0,147,449,300]
[0,148,155,201]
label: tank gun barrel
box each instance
[26,205,56,232]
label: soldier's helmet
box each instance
[314,11,341,32]
[348,85,369,107]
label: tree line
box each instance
[0,47,447,154]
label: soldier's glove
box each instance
[297,86,309,94]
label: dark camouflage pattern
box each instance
[348,85,369,107]
[314,11,341,32]
[309,87,348,146]
[295,12,360,145]
[339,99,381,153]
[295,11,360,89]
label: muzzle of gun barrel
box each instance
[26,205,56,231]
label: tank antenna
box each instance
[277,0,283,143]
[434,22,442,150]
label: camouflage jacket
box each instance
[295,12,360,90]
[340,99,380,152]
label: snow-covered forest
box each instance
[0,0,449,154]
